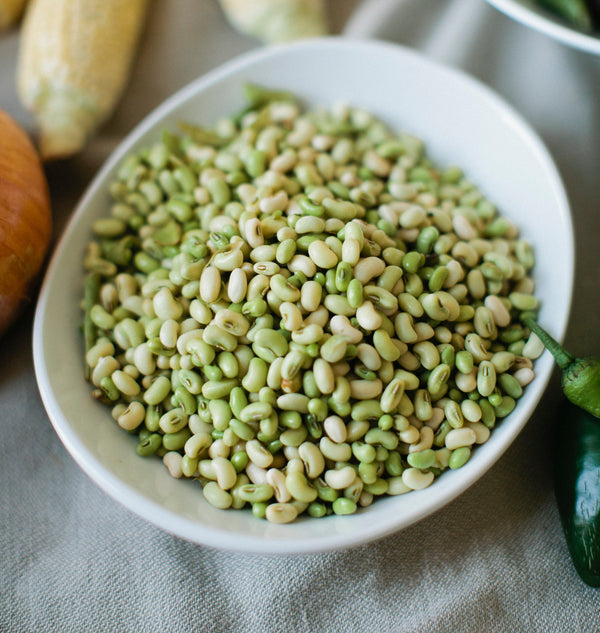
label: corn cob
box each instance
[218,0,327,44]
[17,0,149,161]
[0,0,27,31]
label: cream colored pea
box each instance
[288,254,317,278]
[246,461,268,485]
[523,332,545,359]
[259,190,288,214]
[443,259,465,288]
[455,369,477,393]
[452,213,478,240]
[267,357,284,390]
[308,240,338,269]
[387,477,412,496]
[433,447,451,469]
[414,322,435,342]
[203,481,233,509]
[227,268,248,304]
[297,442,325,479]
[265,502,298,524]
[330,315,363,343]
[445,427,477,450]
[413,341,440,371]
[277,393,310,412]
[211,457,237,490]
[356,343,382,371]
[246,439,274,469]
[117,401,145,430]
[295,215,326,234]
[111,370,140,397]
[461,399,482,422]
[350,379,383,400]
[184,432,212,459]
[152,287,182,321]
[399,204,426,228]
[208,439,230,459]
[246,274,269,301]
[319,437,352,462]
[189,299,212,325]
[92,355,120,387]
[401,468,434,490]
[354,256,386,284]
[323,415,347,443]
[484,295,511,327]
[215,309,250,337]
[199,267,222,304]
[356,301,383,331]
[398,425,420,444]
[324,466,356,490]
[426,407,445,432]
[465,421,491,444]
[408,426,434,452]
[342,238,361,266]
[163,452,183,479]
[270,150,297,173]
[266,468,292,503]
[513,367,535,386]
[304,305,329,328]
[300,281,322,313]
[243,217,264,248]
[159,319,179,349]
[332,361,350,376]
[313,358,335,394]
[291,323,324,345]
[280,302,303,332]
[86,339,115,368]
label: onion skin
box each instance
[0,109,52,338]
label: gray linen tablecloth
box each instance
[1,1,599,631]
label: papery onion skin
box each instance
[0,109,51,338]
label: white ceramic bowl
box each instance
[33,38,574,554]
[486,0,600,55]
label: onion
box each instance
[0,109,51,338]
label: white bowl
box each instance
[486,0,600,55]
[33,38,574,554]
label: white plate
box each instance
[486,0,600,55]
[33,38,574,554]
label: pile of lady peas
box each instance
[82,84,541,524]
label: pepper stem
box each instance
[523,318,574,370]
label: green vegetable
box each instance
[554,400,600,587]
[524,318,600,586]
[537,0,593,30]
[524,318,600,419]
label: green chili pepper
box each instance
[554,400,600,587]
[524,318,600,419]
[537,0,592,30]
[524,318,600,586]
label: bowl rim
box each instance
[485,0,600,55]
[33,36,575,554]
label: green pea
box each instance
[498,373,523,399]
[162,428,192,451]
[252,502,268,519]
[385,451,404,477]
[228,419,256,441]
[136,433,162,457]
[231,451,249,472]
[307,502,328,518]
[449,447,471,470]
[407,449,436,470]
[495,395,516,418]
[401,250,425,274]
[332,497,357,515]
